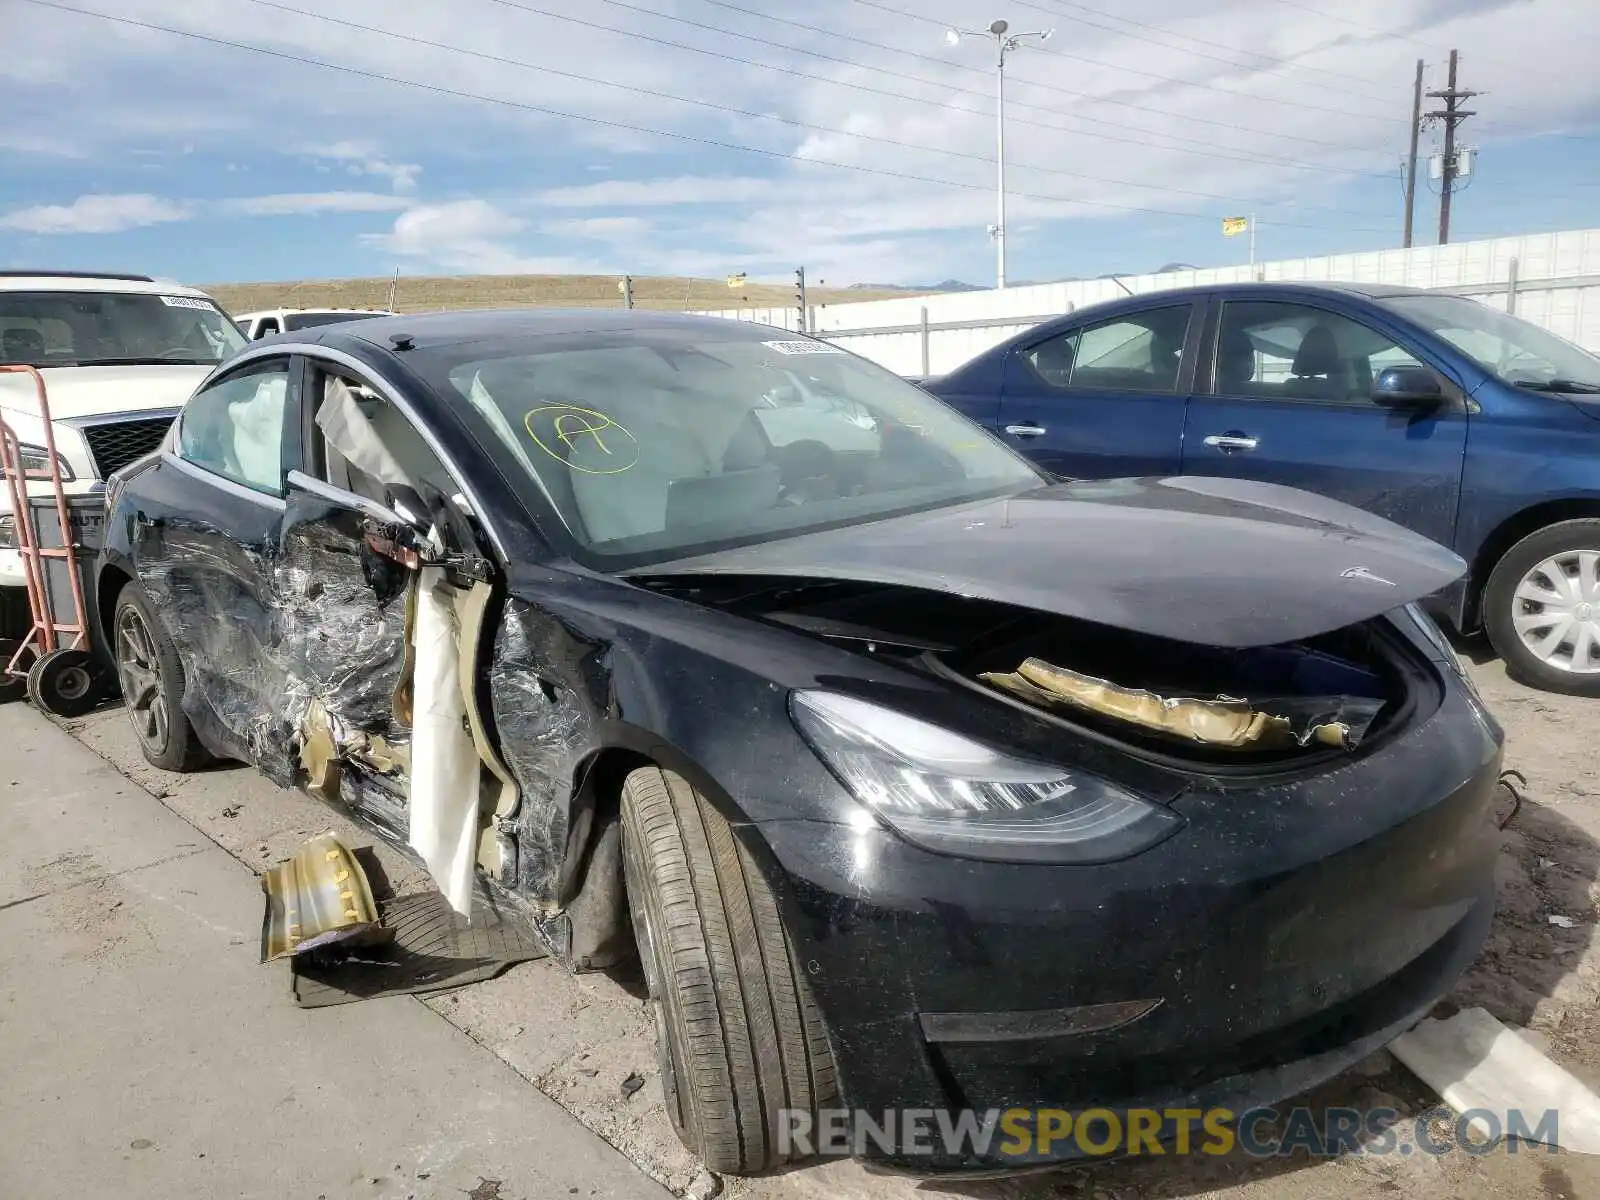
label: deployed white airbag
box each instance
[407,564,482,917]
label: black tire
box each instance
[111,580,211,771]
[0,638,33,704]
[620,765,837,1176]
[26,648,107,718]
[1484,518,1600,696]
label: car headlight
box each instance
[790,691,1182,864]
[0,441,75,482]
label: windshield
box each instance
[283,311,388,331]
[0,290,248,367]
[1383,293,1600,391]
[414,327,1040,566]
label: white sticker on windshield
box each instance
[763,340,843,355]
[159,295,218,311]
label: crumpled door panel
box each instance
[489,599,600,914]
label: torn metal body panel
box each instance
[487,597,601,915]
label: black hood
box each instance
[627,477,1467,648]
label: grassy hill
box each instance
[203,274,927,316]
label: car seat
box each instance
[568,416,713,545]
[1,327,45,364]
[1284,324,1352,401]
[1216,326,1258,391]
[1029,336,1076,387]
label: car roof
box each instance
[235,307,395,319]
[308,307,797,353]
[0,271,213,298]
[1113,280,1444,306]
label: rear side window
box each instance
[177,359,292,496]
[1022,306,1192,393]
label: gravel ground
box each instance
[53,649,1600,1200]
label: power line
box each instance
[505,0,1402,153]
[229,0,1394,216]
[17,0,1401,234]
[473,0,1396,177]
[1008,0,1402,112]
[695,0,1401,122]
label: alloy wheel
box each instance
[116,604,171,752]
[1511,550,1600,674]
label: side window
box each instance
[177,359,292,496]
[1021,306,1192,393]
[1212,301,1425,405]
[308,366,454,506]
[255,318,279,338]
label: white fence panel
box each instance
[696,227,1600,374]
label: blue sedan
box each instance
[926,281,1600,695]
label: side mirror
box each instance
[1372,366,1444,410]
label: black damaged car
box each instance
[97,310,1503,1175]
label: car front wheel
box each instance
[1484,519,1600,695]
[620,765,837,1176]
[113,580,211,771]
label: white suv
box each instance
[234,307,394,339]
[0,271,248,635]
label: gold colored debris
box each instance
[981,657,1353,750]
[260,832,388,962]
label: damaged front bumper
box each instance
[750,657,1503,1172]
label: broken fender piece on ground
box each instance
[260,832,387,962]
[1390,1006,1600,1153]
[981,656,1382,750]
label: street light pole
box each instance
[947,19,1053,290]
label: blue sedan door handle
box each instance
[1005,422,1047,439]
[1203,432,1259,453]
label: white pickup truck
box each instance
[0,270,248,636]
[234,307,394,339]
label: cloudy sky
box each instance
[2,0,1597,286]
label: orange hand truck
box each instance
[0,364,111,716]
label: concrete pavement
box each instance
[0,703,670,1200]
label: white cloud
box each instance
[223,191,416,216]
[2,0,1598,280]
[363,199,589,273]
[303,140,422,192]
[541,216,652,239]
[0,193,192,235]
[535,177,781,209]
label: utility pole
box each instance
[1403,59,1423,249]
[945,20,1053,290]
[618,274,634,309]
[1425,50,1478,245]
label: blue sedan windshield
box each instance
[1383,293,1600,391]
